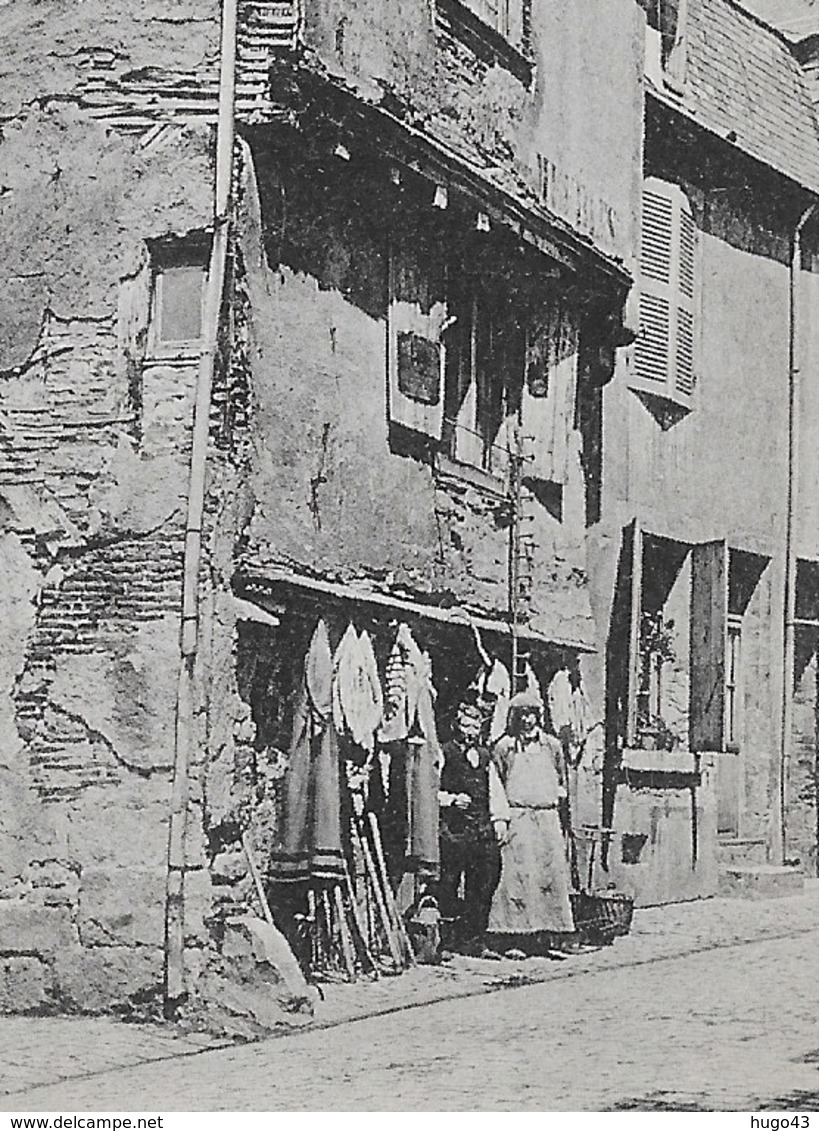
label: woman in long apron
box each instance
[487,690,575,954]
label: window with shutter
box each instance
[616,532,764,756]
[632,177,697,409]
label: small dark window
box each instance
[155,265,205,346]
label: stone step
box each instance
[717,837,769,867]
[719,864,804,899]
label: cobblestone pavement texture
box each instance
[3,884,819,1111]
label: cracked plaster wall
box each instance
[238,137,596,646]
[0,0,221,1016]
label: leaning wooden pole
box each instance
[164,0,238,1014]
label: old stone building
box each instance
[0,0,818,1025]
[597,0,819,906]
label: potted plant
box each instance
[636,712,677,751]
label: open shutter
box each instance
[523,300,580,484]
[625,518,643,746]
[690,539,728,752]
[603,517,642,832]
[388,228,446,439]
[633,177,696,406]
[118,256,151,408]
[609,518,643,747]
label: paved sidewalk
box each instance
[2,882,819,1103]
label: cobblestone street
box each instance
[3,887,819,1111]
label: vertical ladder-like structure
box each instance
[236,0,303,116]
[508,429,537,693]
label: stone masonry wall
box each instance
[0,1,218,1014]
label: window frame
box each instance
[442,288,520,481]
[436,0,533,85]
[386,218,530,494]
[146,237,210,360]
[459,0,512,40]
[150,265,207,356]
[725,614,742,753]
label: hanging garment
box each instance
[523,662,546,707]
[486,659,512,744]
[548,667,594,765]
[377,624,441,878]
[488,730,574,934]
[568,683,593,761]
[547,668,573,733]
[405,662,441,877]
[332,623,384,753]
[270,620,344,882]
[467,654,512,743]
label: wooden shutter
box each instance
[675,203,696,397]
[118,256,151,395]
[633,177,696,406]
[523,301,580,484]
[690,539,728,752]
[388,228,446,439]
[608,518,642,748]
[625,518,643,746]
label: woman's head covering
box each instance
[505,689,544,737]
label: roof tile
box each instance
[660,0,819,191]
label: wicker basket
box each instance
[570,890,634,946]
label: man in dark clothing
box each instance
[437,699,509,954]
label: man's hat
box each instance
[508,690,543,711]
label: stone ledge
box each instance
[719,865,804,899]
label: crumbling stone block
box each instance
[0,956,49,1012]
[53,945,163,1014]
[0,903,75,954]
[182,867,213,945]
[210,849,246,883]
[67,796,170,870]
[78,867,164,947]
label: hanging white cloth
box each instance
[332,623,384,753]
[523,662,546,707]
[547,668,573,733]
[548,666,594,765]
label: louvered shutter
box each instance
[689,539,728,752]
[633,177,696,405]
[388,228,446,439]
